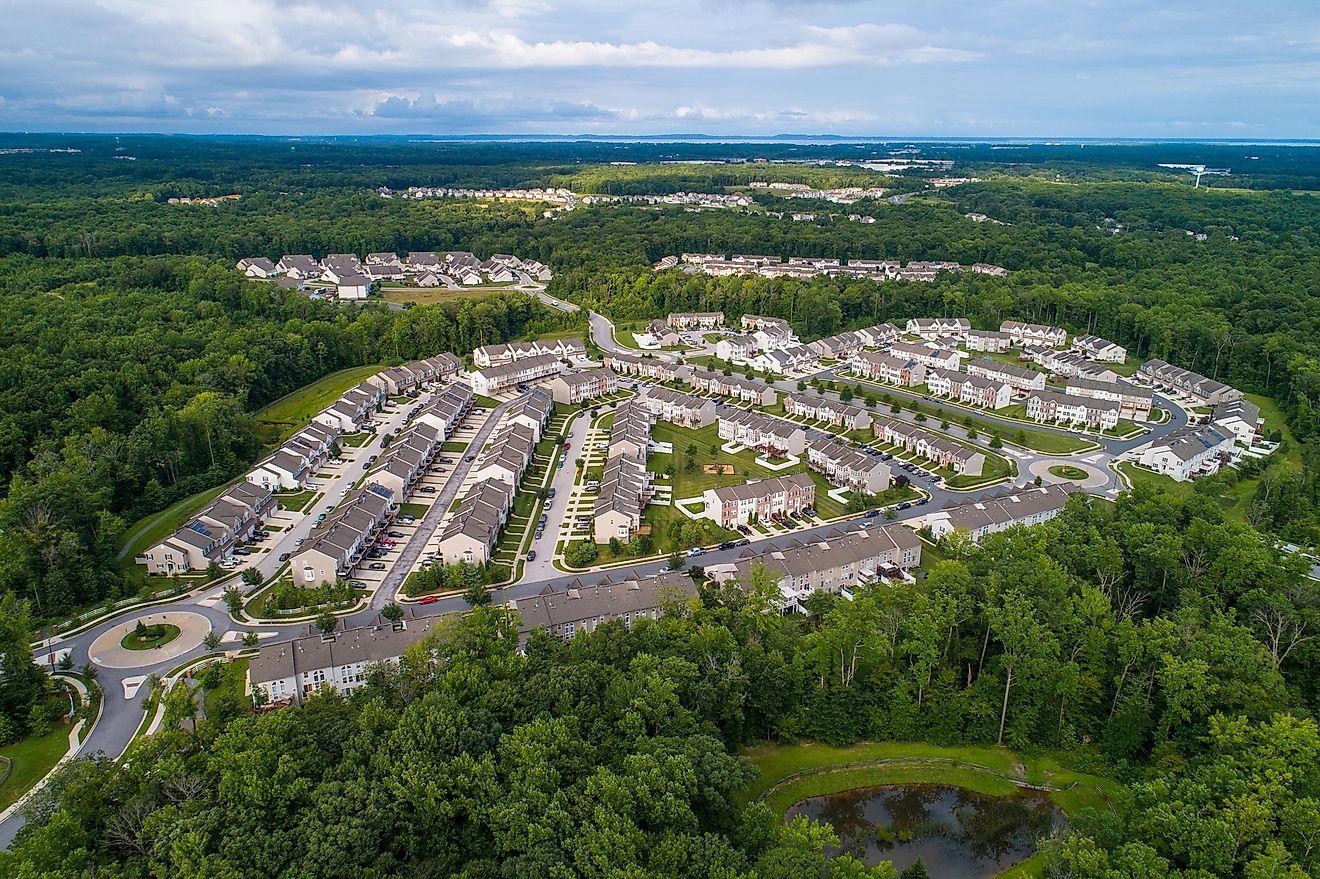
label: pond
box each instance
[786,784,1064,877]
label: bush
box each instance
[565,541,599,567]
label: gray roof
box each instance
[708,471,814,502]
[513,571,696,634]
[250,614,452,685]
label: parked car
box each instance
[277,551,291,562]
[738,525,752,535]
[418,596,439,605]
[917,497,929,506]
[368,562,386,571]
[419,486,437,494]
[538,513,548,525]
[295,538,304,546]
[465,454,476,462]
[736,539,750,547]
[685,547,705,557]
[858,520,873,529]
[718,541,734,551]
[864,509,880,518]
[440,457,454,464]
[535,529,544,540]
[233,547,251,556]
[546,488,556,499]
[398,515,416,523]
[387,530,405,538]
[897,502,912,511]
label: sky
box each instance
[1,0,1317,137]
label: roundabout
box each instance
[1029,458,1108,489]
[88,611,214,669]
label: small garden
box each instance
[1048,464,1090,481]
[120,621,181,651]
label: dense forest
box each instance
[0,255,582,616]
[5,490,1320,877]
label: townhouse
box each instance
[905,317,970,340]
[603,352,690,383]
[470,353,563,396]
[276,255,322,279]
[1034,349,1118,383]
[1064,377,1153,421]
[594,455,652,545]
[313,382,382,433]
[249,611,449,707]
[1000,320,1067,348]
[717,410,808,457]
[138,481,275,575]
[806,439,892,495]
[712,527,921,611]
[926,370,1014,410]
[784,393,873,432]
[548,368,618,405]
[505,389,554,442]
[966,358,1046,392]
[688,368,777,406]
[1025,390,1121,430]
[918,483,1075,542]
[1212,398,1262,448]
[1138,424,1235,481]
[1139,359,1243,405]
[846,260,902,278]
[715,334,759,362]
[247,449,313,491]
[1073,334,1127,363]
[853,351,927,387]
[809,330,867,360]
[236,257,277,278]
[964,329,1015,353]
[367,421,444,498]
[971,263,1011,276]
[703,472,816,528]
[511,570,698,644]
[470,423,538,486]
[667,312,724,330]
[414,383,476,437]
[635,319,681,348]
[435,481,514,565]
[639,386,717,428]
[293,484,395,586]
[875,418,986,476]
[741,315,797,350]
[473,337,585,368]
[890,340,961,371]
[607,401,654,461]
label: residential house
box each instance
[335,274,372,300]
[594,456,652,544]
[470,354,563,395]
[1139,360,1242,405]
[852,351,927,387]
[966,358,1046,392]
[703,472,816,528]
[236,257,277,278]
[964,329,1015,353]
[435,481,514,565]
[717,410,807,457]
[784,393,872,432]
[1000,321,1067,347]
[905,318,970,340]
[1073,334,1127,363]
[688,369,777,406]
[857,323,901,347]
[807,440,891,495]
[1025,390,1121,430]
[511,570,697,644]
[715,334,759,362]
[137,482,275,575]
[293,484,394,585]
[668,312,724,330]
[809,331,867,360]
[639,386,717,428]
[603,352,690,383]
[1212,398,1263,447]
[606,401,653,461]
[276,255,322,279]
[890,340,960,371]
[470,423,537,486]
[971,263,1011,276]
[1064,377,1153,422]
[506,389,554,441]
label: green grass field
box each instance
[0,725,71,813]
[116,481,233,567]
[253,364,384,446]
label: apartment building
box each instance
[1139,359,1243,405]
[248,612,449,707]
[603,351,690,383]
[917,483,1076,543]
[857,323,901,347]
[548,368,618,405]
[688,368,777,406]
[638,386,717,428]
[470,353,563,395]
[472,337,585,368]
[741,315,797,350]
[1072,334,1127,363]
[964,329,1015,353]
[875,418,987,476]
[809,330,868,360]
[806,440,892,495]
[293,484,395,586]
[1000,321,1067,347]
[717,410,808,457]
[1138,424,1235,481]
[511,570,698,644]
[905,317,970,340]
[852,351,927,387]
[966,358,1046,392]
[1025,390,1121,430]
[435,481,514,565]
[754,344,820,375]
[890,340,960,371]
[712,527,921,612]
[784,393,873,432]
[1064,377,1153,422]
[667,312,724,329]
[703,472,816,528]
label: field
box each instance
[0,724,71,813]
[380,286,502,306]
[252,364,384,446]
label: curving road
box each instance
[0,313,1188,849]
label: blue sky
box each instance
[1,0,1317,136]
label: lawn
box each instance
[397,502,431,518]
[117,481,232,565]
[202,657,251,718]
[0,724,71,813]
[441,440,471,452]
[275,489,320,513]
[380,286,502,306]
[120,623,181,651]
[1116,461,1251,521]
[1048,464,1089,481]
[253,364,384,446]
[650,421,782,498]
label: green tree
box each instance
[315,611,338,637]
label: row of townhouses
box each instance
[471,353,564,395]
[473,337,586,368]
[1027,348,1120,383]
[294,484,396,586]
[1139,359,1243,405]
[708,526,922,612]
[602,352,691,383]
[966,358,1048,392]
[889,340,961,371]
[667,312,725,329]
[717,410,808,457]
[925,369,1015,410]
[688,368,778,406]
[510,570,698,645]
[703,472,817,529]
[806,439,893,495]
[916,483,1077,542]
[663,255,1008,284]
[1137,424,1235,481]
[1000,321,1068,347]
[238,251,551,299]
[1064,377,1154,422]
[136,481,275,575]
[637,386,717,428]
[1025,390,1122,431]
[873,415,988,476]
[594,402,656,544]
[548,368,618,405]
[784,392,873,431]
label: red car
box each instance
[418,595,439,605]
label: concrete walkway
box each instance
[87,611,212,669]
